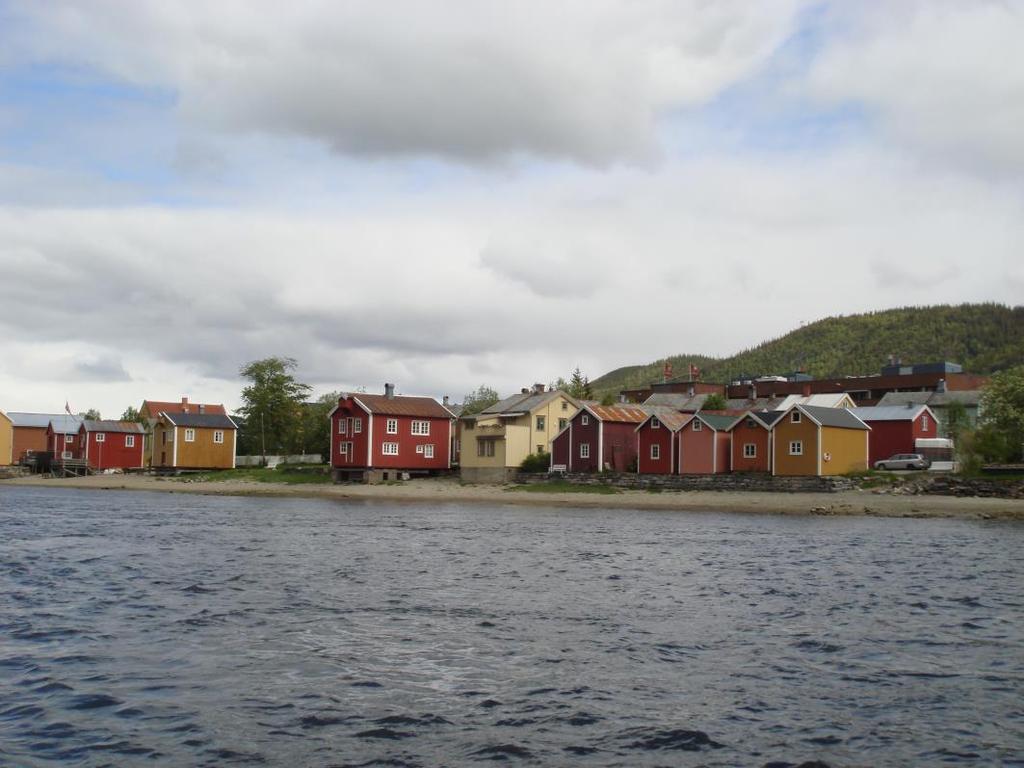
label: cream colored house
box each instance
[0,410,13,466]
[460,386,578,482]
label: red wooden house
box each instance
[45,415,84,459]
[635,410,690,474]
[728,410,784,473]
[550,404,649,473]
[76,420,146,470]
[329,384,453,482]
[851,405,939,466]
[678,413,734,474]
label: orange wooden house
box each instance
[728,410,784,473]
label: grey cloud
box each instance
[479,242,601,299]
[73,355,132,382]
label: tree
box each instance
[80,408,101,420]
[565,367,592,400]
[977,365,1024,462]
[120,405,144,423]
[462,384,500,415]
[293,391,342,461]
[237,357,312,457]
[702,393,727,410]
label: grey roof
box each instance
[875,392,932,407]
[877,390,982,408]
[725,397,785,411]
[161,412,237,429]
[798,405,869,430]
[7,412,78,429]
[480,389,573,416]
[697,413,739,431]
[48,414,85,434]
[642,392,708,411]
[83,420,146,434]
[747,410,786,428]
[852,405,930,422]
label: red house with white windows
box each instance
[635,410,690,474]
[76,420,146,471]
[851,405,940,466]
[728,410,785,473]
[46,415,84,459]
[677,413,734,475]
[329,384,454,482]
[550,404,649,473]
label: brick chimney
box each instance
[181,396,190,413]
[532,383,545,394]
[384,383,395,399]
[801,383,812,397]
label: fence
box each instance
[235,454,323,468]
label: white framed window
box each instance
[745,418,757,429]
[424,444,434,459]
[339,419,347,435]
[61,451,72,460]
[95,432,106,443]
[386,418,398,434]
[213,431,224,444]
[382,442,399,455]
[558,418,568,431]
[354,418,362,434]
[411,420,430,435]
[477,439,495,457]
[692,421,702,432]
[185,428,195,442]
[125,435,136,448]
[651,417,660,429]
[789,440,803,456]
[64,434,74,444]
[580,443,590,459]
[581,414,590,426]
[416,445,424,454]
[650,443,660,460]
[339,442,348,454]
[922,414,930,431]
[562,401,568,411]
[744,443,756,458]
[536,415,545,431]
[791,411,802,423]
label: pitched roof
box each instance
[725,397,785,411]
[83,420,146,434]
[160,412,237,429]
[875,392,931,407]
[585,404,650,424]
[141,400,227,416]
[774,393,854,411]
[353,393,453,419]
[695,413,738,431]
[7,412,71,429]
[927,390,983,407]
[728,410,785,430]
[852,405,931,422]
[47,414,84,434]
[480,389,571,416]
[637,409,692,432]
[796,405,869,430]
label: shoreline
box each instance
[2,474,1023,520]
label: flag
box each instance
[65,401,72,415]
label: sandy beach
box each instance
[2,473,1022,520]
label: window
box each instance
[536,415,546,431]
[477,439,495,457]
[651,417,660,429]
[650,444,660,460]
[581,414,590,426]
[416,445,424,454]
[922,414,930,431]
[64,434,74,444]
[562,401,568,411]
[340,442,348,454]
[424,444,434,458]
[744,443,756,458]
[745,418,756,429]
[386,419,398,434]
[411,420,430,435]
[125,435,136,448]
[185,429,195,443]
[789,441,803,456]
[692,421,702,432]
[791,411,802,423]
[339,419,347,435]
[61,450,72,460]
[382,442,399,455]
[558,418,568,431]
[353,418,362,434]
[95,433,106,443]
[580,443,590,458]
[213,431,224,444]
[537,445,543,454]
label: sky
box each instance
[0,0,1022,417]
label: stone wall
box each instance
[236,454,322,468]
[511,471,857,493]
[460,466,518,484]
[880,476,1024,499]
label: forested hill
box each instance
[591,304,1023,398]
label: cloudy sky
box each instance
[1,1,1022,416]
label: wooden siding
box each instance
[864,411,936,466]
[330,396,451,471]
[771,415,819,476]
[78,426,146,470]
[820,427,868,476]
[730,418,771,473]
[12,426,47,462]
[152,421,235,469]
[0,413,12,465]
[637,421,676,474]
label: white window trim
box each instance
[651,417,660,429]
[125,435,136,448]
[95,433,106,443]
[416,444,424,454]
[354,418,362,434]
[650,443,660,460]
[789,440,803,456]
[411,420,430,436]
[581,414,589,426]
[791,411,802,423]
[424,444,434,458]
[64,434,74,444]
[536,416,545,430]
[382,442,399,455]
[693,421,702,432]
[213,430,224,444]
[922,414,930,431]
[339,419,347,435]
[61,450,72,460]
[386,419,398,435]
[580,443,590,459]
[185,428,196,443]
[744,443,756,458]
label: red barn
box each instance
[329,384,453,482]
[77,420,146,471]
[635,410,690,474]
[550,404,649,473]
[678,413,734,474]
[852,405,939,466]
[728,410,784,473]
[45,415,84,459]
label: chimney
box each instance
[198,404,205,414]
[937,378,947,394]
[384,383,395,399]
[443,395,450,406]
[532,383,545,394]
[748,383,757,401]
[521,387,530,394]
[181,396,190,413]
[801,383,811,397]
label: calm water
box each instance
[1,488,1022,767]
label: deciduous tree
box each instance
[238,357,312,457]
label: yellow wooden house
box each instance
[152,412,238,471]
[772,404,870,476]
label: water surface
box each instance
[1,487,1022,766]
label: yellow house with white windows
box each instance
[152,412,238,471]
[459,385,578,482]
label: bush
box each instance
[519,451,551,473]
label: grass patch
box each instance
[177,466,333,485]
[506,481,620,495]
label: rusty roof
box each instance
[637,410,692,432]
[585,404,651,424]
[353,393,453,419]
[141,400,227,416]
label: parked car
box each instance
[874,453,931,471]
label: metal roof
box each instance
[353,393,453,419]
[637,410,692,432]
[695,413,738,431]
[852,405,930,422]
[160,412,237,429]
[47,414,85,434]
[928,390,983,407]
[797,405,869,430]
[875,392,931,406]
[586,404,650,424]
[7,412,73,429]
[480,389,572,416]
[141,400,227,416]
[83,420,146,434]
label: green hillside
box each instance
[591,303,1024,397]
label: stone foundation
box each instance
[459,466,518,484]
[511,471,858,493]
